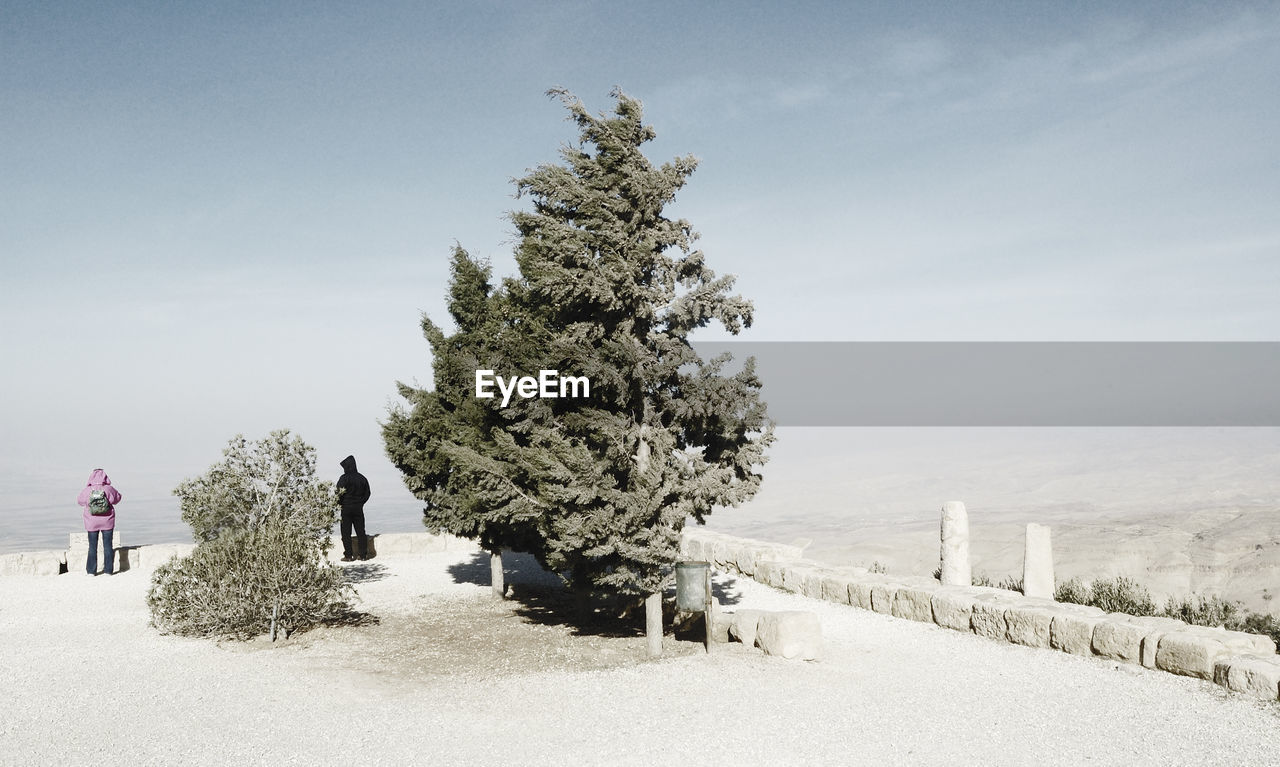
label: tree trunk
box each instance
[645,592,662,658]
[574,585,592,623]
[490,549,505,598]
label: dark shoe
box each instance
[341,555,355,562]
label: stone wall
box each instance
[0,531,473,578]
[680,527,1280,702]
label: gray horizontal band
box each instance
[688,342,1280,426]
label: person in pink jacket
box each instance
[77,468,122,575]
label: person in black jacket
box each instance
[336,455,372,561]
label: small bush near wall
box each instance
[1055,577,1280,646]
[1090,577,1158,616]
[1238,612,1280,646]
[1166,594,1280,646]
[1053,576,1157,615]
[996,575,1024,594]
[148,520,353,639]
[1055,578,1091,605]
[147,430,353,640]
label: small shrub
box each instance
[1237,611,1280,646]
[971,571,993,588]
[996,575,1024,594]
[148,520,353,639]
[1054,577,1091,605]
[1162,594,1280,645]
[148,430,351,640]
[868,561,887,575]
[1164,594,1241,628]
[174,430,336,543]
[1089,576,1157,616]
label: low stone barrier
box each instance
[726,608,821,660]
[681,527,1280,701]
[1214,654,1280,700]
[0,550,65,577]
[0,531,474,579]
[322,532,475,561]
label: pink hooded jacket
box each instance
[77,469,121,532]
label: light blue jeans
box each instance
[87,529,114,575]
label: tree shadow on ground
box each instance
[341,562,390,584]
[711,577,744,607]
[324,607,381,630]
[447,551,742,639]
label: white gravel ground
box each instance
[2,547,1277,766]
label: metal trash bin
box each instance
[675,561,710,612]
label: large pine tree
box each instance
[385,89,772,628]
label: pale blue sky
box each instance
[2,2,1278,536]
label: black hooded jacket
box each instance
[336,455,371,511]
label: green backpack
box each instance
[88,489,111,516]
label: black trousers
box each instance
[340,507,367,558]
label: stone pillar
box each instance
[645,592,663,658]
[1023,523,1055,599]
[939,501,971,586]
[490,550,505,598]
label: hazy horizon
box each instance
[3,3,1278,554]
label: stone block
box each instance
[729,609,764,647]
[708,606,733,644]
[733,545,760,576]
[1138,617,1188,668]
[800,568,830,600]
[1213,654,1280,700]
[892,581,940,623]
[931,586,985,632]
[755,611,822,660]
[1049,604,1107,656]
[755,561,785,589]
[371,532,450,555]
[1157,631,1236,679]
[1004,601,1059,648]
[709,539,735,571]
[848,578,877,611]
[821,573,856,605]
[1090,615,1184,665]
[780,565,810,594]
[970,594,1014,641]
[870,582,900,614]
[0,550,64,577]
[1091,615,1147,663]
[1177,625,1275,656]
[1229,631,1276,656]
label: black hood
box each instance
[340,455,357,473]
